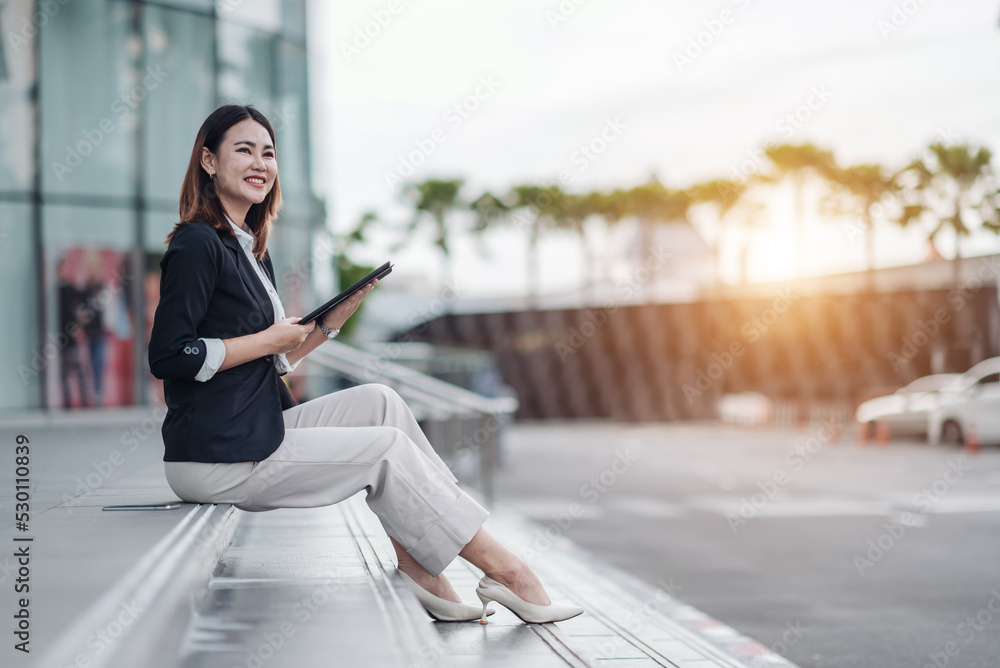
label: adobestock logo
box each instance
[339,0,410,64]
[729,83,833,185]
[886,309,951,372]
[726,418,838,533]
[5,0,72,54]
[383,76,501,189]
[877,0,932,39]
[520,448,639,562]
[565,118,628,176]
[544,0,588,29]
[683,288,797,405]
[50,65,169,182]
[671,0,754,73]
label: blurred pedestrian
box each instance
[57,257,88,409]
[81,252,109,407]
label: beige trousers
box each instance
[164,383,490,576]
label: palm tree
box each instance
[552,190,603,304]
[393,178,465,297]
[342,209,378,255]
[502,184,566,309]
[980,185,1000,234]
[620,179,693,301]
[896,143,997,284]
[687,178,751,285]
[467,190,509,260]
[469,185,611,307]
[824,163,898,289]
[763,143,838,278]
[589,187,635,284]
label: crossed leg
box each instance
[282,383,552,605]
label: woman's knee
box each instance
[356,383,408,421]
[371,425,416,455]
[357,382,403,404]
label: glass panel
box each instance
[281,0,307,43]
[0,202,39,412]
[45,245,140,409]
[217,0,280,33]
[275,40,310,218]
[154,0,213,11]
[270,39,313,311]
[0,0,37,191]
[218,21,276,112]
[143,5,216,203]
[44,203,134,250]
[43,205,138,408]
[144,210,180,254]
[40,0,135,197]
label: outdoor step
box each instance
[172,492,801,668]
[37,502,241,668]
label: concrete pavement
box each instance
[0,409,800,667]
[493,420,1000,668]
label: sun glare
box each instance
[745,230,799,283]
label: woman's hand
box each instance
[265,317,315,354]
[322,278,377,330]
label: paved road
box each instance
[492,421,1000,668]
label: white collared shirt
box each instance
[193,217,302,382]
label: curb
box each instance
[37,503,241,668]
[482,495,804,668]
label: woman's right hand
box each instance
[264,317,315,354]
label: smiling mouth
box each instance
[245,177,266,187]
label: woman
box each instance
[148,104,583,625]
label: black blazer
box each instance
[148,220,296,463]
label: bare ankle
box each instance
[403,567,430,586]
[485,559,523,583]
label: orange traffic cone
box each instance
[876,421,890,447]
[966,425,980,454]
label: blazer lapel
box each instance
[218,229,275,326]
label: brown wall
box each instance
[396,287,1000,421]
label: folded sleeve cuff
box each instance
[274,352,302,375]
[193,338,226,382]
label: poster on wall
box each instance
[47,247,137,409]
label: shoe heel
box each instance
[477,591,493,625]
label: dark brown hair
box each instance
[167,104,282,261]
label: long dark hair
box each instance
[167,104,282,261]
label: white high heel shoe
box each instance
[399,571,496,622]
[476,575,585,624]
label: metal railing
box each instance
[307,341,519,506]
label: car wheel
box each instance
[941,420,964,446]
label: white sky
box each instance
[307,0,1000,299]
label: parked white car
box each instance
[928,357,1000,446]
[855,374,962,438]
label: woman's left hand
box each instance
[322,278,377,330]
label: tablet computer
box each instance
[298,261,393,325]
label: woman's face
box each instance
[202,118,277,215]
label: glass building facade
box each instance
[0,0,321,413]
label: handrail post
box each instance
[481,414,495,509]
